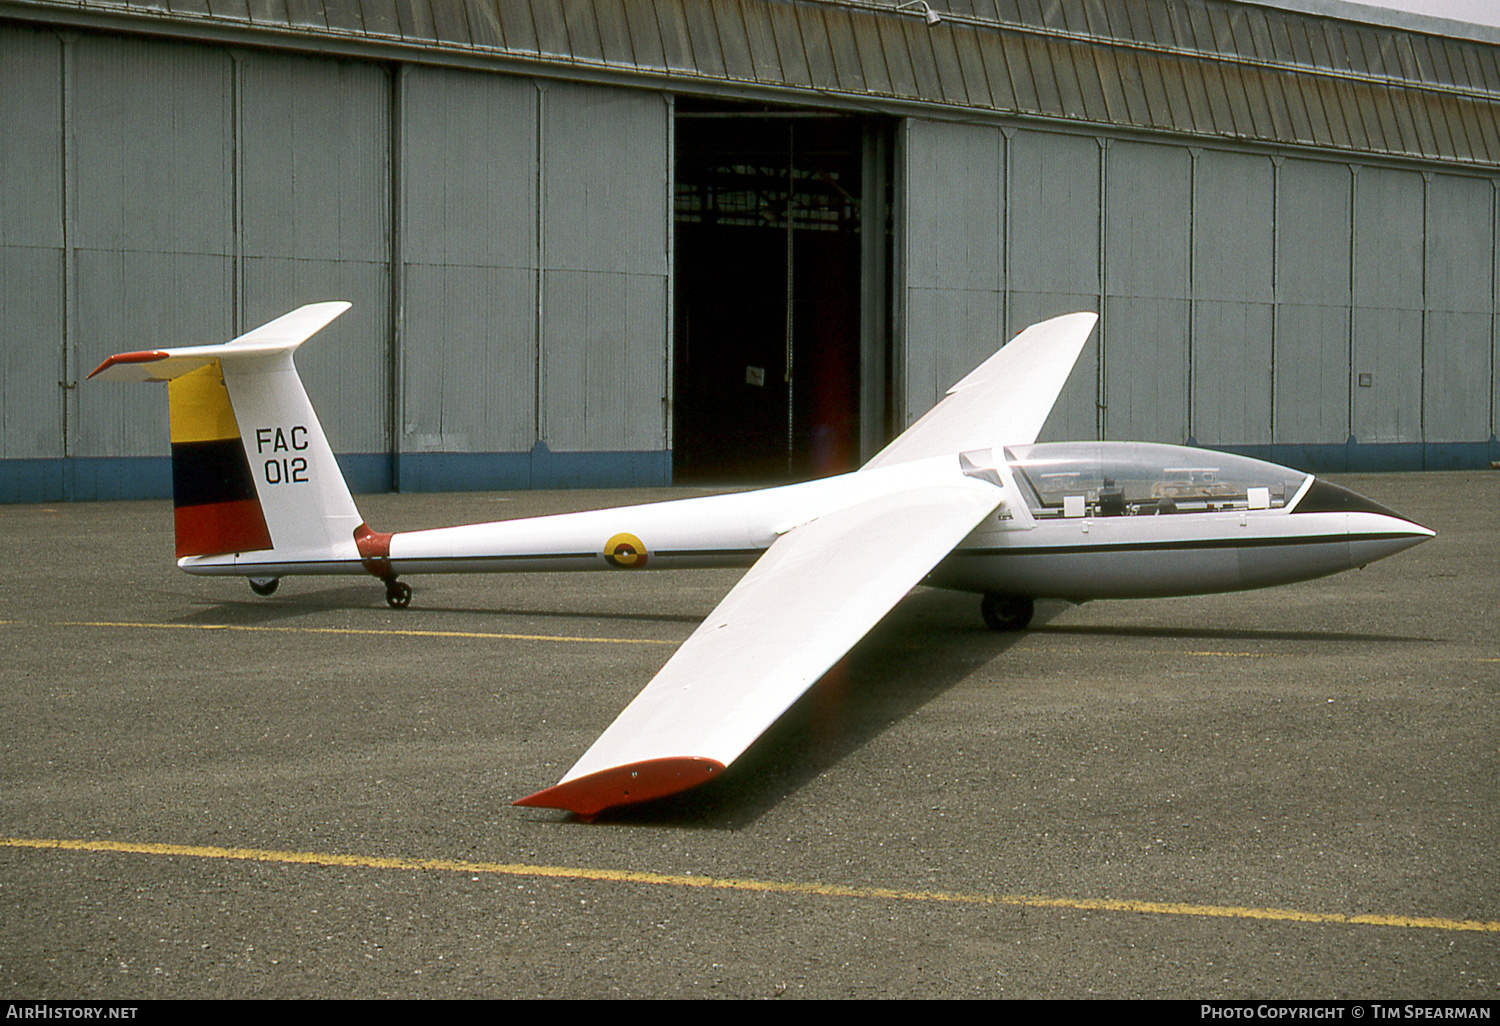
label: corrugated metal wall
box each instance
[0,23,64,488]
[538,82,670,457]
[901,116,1497,469]
[4,2,1498,501]
[400,66,539,466]
[0,21,671,500]
[66,31,237,496]
[239,50,392,460]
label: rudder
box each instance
[90,302,364,569]
[168,361,274,558]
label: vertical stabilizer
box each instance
[89,302,364,567]
[218,347,364,562]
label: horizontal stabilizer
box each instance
[87,302,351,382]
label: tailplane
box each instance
[89,303,364,568]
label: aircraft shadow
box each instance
[175,585,385,624]
[174,587,705,627]
[565,590,1043,830]
[1031,623,1439,645]
[559,596,1438,830]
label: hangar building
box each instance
[2,0,1498,502]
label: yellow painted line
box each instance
[57,620,677,646]
[4,836,1496,934]
[42,622,1500,662]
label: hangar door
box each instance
[673,103,893,483]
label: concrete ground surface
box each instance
[1,471,1495,999]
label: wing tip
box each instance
[514,756,727,818]
[87,350,170,380]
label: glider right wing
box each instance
[515,465,1006,817]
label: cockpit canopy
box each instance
[1003,442,1309,519]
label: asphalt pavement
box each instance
[1,472,1496,998]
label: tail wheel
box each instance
[981,593,1034,631]
[248,577,279,597]
[384,580,412,609]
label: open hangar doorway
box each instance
[672,100,894,484]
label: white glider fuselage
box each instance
[177,441,1431,604]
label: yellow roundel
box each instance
[603,532,648,569]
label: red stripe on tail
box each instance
[174,499,274,558]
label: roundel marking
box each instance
[603,532,648,569]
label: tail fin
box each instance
[89,303,363,565]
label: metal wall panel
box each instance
[0,26,61,252]
[402,66,537,454]
[240,51,391,455]
[1193,301,1274,445]
[1103,296,1188,442]
[1008,130,1101,442]
[1353,166,1425,443]
[240,259,388,453]
[1009,130,1100,296]
[901,118,1005,416]
[1195,150,1274,303]
[541,269,667,452]
[1423,173,1494,442]
[904,121,1004,293]
[1192,150,1274,445]
[1276,158,1352,444]
[70,36,232,257]
[539,82,669,452]
[69,33,235,460]
[0,249,65,464]
[0,25,64,462]
[1276,304,1352,445]
[401,263,538,453]
[241,54,389,264]
[901,287,1004,424]
[542,82,669,275]
[1104,140,1189,443]
[1008,288,1102,446]
[1106,140,1189,299]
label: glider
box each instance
[91,303,1433,816]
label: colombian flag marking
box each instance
[603,532,648,569]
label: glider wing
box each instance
[863,311,1097,469]
[515,469,1006,816]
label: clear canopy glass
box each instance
[1003,442,1309,518]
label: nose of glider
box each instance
[1348,515,1435,568]
[1292,477,1435,568]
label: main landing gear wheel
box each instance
[248,577,279,597]
[384,580,412,609]
[981,593,1034,631]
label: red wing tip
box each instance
[87,351,170,379]
[514,757,727,817]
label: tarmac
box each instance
[1,471,1496,999]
